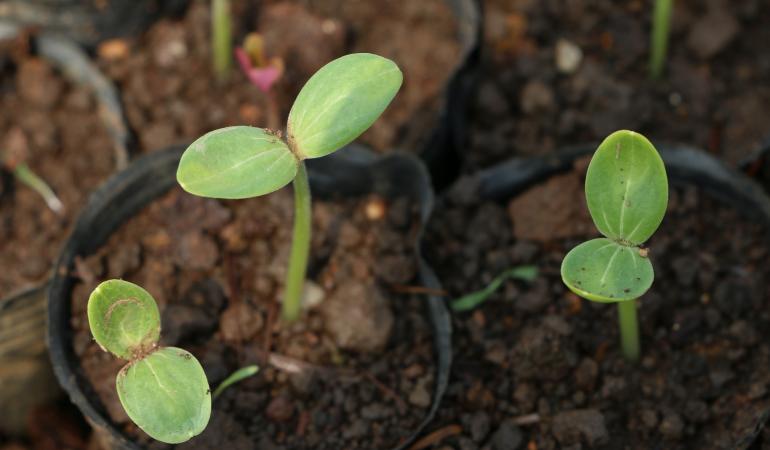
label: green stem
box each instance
[649,0,672,79]
[13,163,64,214]
[617,300,640,362]
[212,365,259,399]
[282,161,311,322]
[212,0,232,83]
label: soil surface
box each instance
[467,0,770,172]
[70,186,436,449]
[0,38,115,296]
[97,0,461,156]
[424,160,770,449]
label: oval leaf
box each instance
[117,347,211,444]
[561,238,653,303]
[287,53,402,159]
[585,130,668,245]
[87,280,160,359]
[177,126,298,199]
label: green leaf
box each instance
[117,347,211,444]
[177,126,298,199]
[561,238,653,303]
[585,130,668,245]
[451,266,538,312]
[87,280,161,360]
[212,365,259,399]
[287,53,402,159]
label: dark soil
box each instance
[97,0,461,155]
[468,0,770,172]
[0,39,115,296]
[70,186,436,449]
[424,161,770,449]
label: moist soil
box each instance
[69,186,436,450]
[468,0,770,172]
[424,160,770,449]
[97,0,461,156]
[0,38,115,296]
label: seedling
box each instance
[235,32,285,129]
[649,0,673,79]
[560,130,668,361]
[451,266,538,312]
[87,280,211,443]
[212,0,232,82]
[212,365,259,399]
[9,162,64,214]
[177,53,402,322]
[235,33,284,95]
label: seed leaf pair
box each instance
[88,280,210,444]
[561,130,668,302]
[176,53,403,200]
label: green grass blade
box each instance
[451,266,538,312]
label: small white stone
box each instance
[301,281,325,309]
[555,38,583,74]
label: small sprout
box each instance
[12,163,64,214]
[88,280,211,443]
[451,266,538,312]
[211,0,232,82]
[3,128,64,214]
[649,0,673,79]
[561,130,668,362]
[177,53,402,322]
[212,365,260,399]
[235,33,284,94]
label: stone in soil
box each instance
[488,419,524,450]
[320,281,394,352]
[551,409,609,447]
[508,171,592,242]
[686,8,739,59]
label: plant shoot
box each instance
[649,0,673,79]
[177,53,402,322]
[451,266,538,312]
[87,280,211,443]
[212,0,232,82]
[561,130,668,361]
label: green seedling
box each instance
[649,0,673,79]
[87,280,211,443]
[212,0,232,82]
[11,163,64,214]
[177,53,402,322]
[560,130,668,362]
[13,164,63,213]
[212,365,259,399]
[451,266,538,312]
[236,32,285,129]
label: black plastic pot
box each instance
[419,0,481,189]
[47,145,450,450]
[445,142,770,448]
[0,24,130,371]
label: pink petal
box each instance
[234,47,280,93]
[235,47,253,73]
[248,66,281,93]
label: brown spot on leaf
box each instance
[104,297,142,322]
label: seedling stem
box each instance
[14,163,64,214]
[283,162,312,322]
[649,0,672,79]
[617,300,640,361]
[212,0,232,83]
